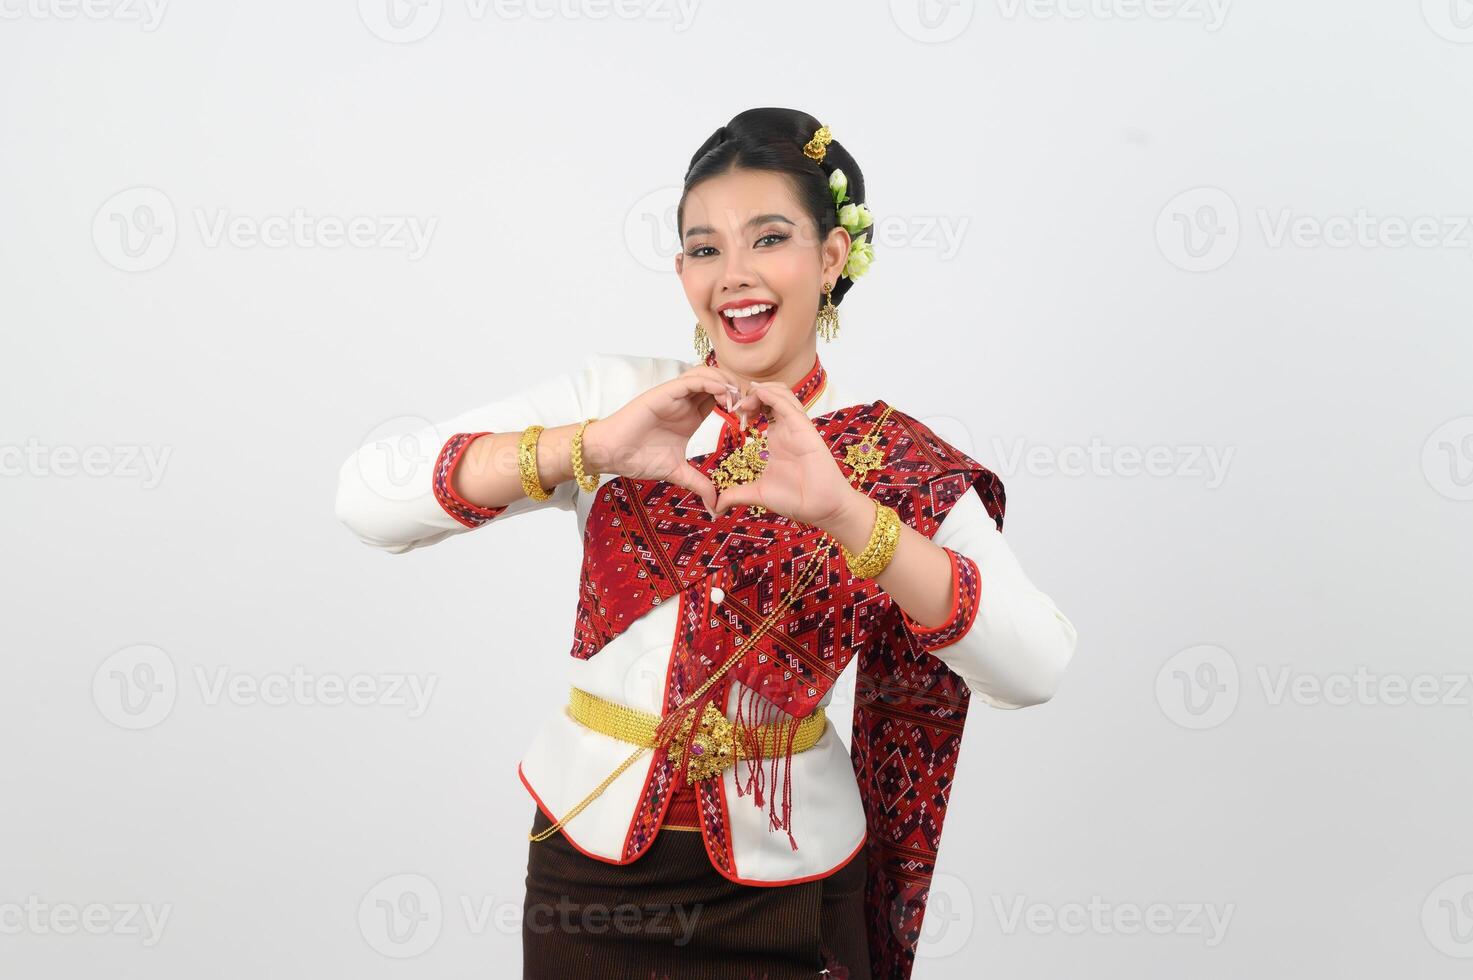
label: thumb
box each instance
[667,462,718,516]
[712,482,757,518]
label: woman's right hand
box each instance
[583,365,749,515]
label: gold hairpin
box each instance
[802,124,832,163]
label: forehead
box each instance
[682,170,802,231]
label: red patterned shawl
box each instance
[565,392,1004,979]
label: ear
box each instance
[674,252,684,275]
[822,226,850,287]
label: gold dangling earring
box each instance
[815,281,840,343]
[693,321,713,360]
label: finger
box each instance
[712,482,757,517]
[734,382,803,427]
[671,374,733,415]
[667,462,718,515]
[684,363,747,395]
[682,369,751,416]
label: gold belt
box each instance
[566,686,827,785]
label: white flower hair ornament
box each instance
[802,125,874,282]
[830,169,874,280]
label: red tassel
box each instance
[656,676,804,852]
[733,681,767,804]
[731,681,801,851]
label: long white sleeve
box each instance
[334,351,661,555]
[897,486,1079,709]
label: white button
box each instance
[710,587,725,604]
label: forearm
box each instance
[820,486,956,628]
[451,419,610,511]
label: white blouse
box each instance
[335,351,1079,885]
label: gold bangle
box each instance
[571,417,600,493]
[840,501,901,579]
[517,425,552,501]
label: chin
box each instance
[717,341,783,373]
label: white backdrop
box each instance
[2,1,1471,977]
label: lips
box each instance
[721,305,777,344]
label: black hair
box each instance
[678,107,869,307]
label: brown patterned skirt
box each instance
[522,805,870,979]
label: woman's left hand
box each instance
[709,381,860,529]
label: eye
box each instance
[686,232,788,259]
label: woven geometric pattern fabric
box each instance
[432,431,508,528]
[896,545,984,651]
[571,397,1005,979]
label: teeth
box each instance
[722,303,774,318]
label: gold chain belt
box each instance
[566,686,827,784]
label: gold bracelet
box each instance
[517,425,552,501]
[571,417,600,493]
[840,501,901,579]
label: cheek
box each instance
[679,268,708,305]
[765,254,816,297]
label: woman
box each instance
[336,107,1079,979]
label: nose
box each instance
[717,247,756,297]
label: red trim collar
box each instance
[704,349,827,428]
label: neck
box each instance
[727,345,819,392]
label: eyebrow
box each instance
[683,213,795,240]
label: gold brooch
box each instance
[711,424,769,516]
[668,702,736,784]
[803,124,832,163]
[844,436,885,482]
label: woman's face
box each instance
[675,169,850,385]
